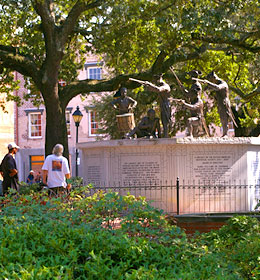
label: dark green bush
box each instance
[0,188,259,279]
[197,215,260,280]
[18,182,43,195]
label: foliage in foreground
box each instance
[197,215,260,280]
[0,187,259,279]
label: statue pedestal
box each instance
[78,137,260,213]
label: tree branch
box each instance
[60,43,210,105]
[193,33,260,53]
[162,44,209,71]
[32,0,56,43]
[229,85,247,99]
[242,86,260,101]
[60,44,209,106]
[240,29,260,42]
[60,74,132,105]
[229,84,260,101]
[60,0,104,47]
[151,51,168,75]
[0,46,40,84]
[33,0,105,78]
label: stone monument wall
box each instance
[78,137,260,213]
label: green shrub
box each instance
[67,177,83,188]
[18,182,43,195]
[0,188,259,279]
[197,216,260,280]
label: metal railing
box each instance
[86,178,260,215]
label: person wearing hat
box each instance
[26,170,35,185]
[0,142,20,194]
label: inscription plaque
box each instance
[121,156,160,186]
[87,165,101,184]
[192,153,233,182]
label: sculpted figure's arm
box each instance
[111,98,119,109]
[145,81,171,93]
[180,99,203,111]
[128,97,137,109]
[129,78,171,93]
[138,117,149,130]
[192,78,227,91]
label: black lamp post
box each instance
[72,106,83,177]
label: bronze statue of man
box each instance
[129,75,171,138]
[111,87,137,115]
[193,71,237,136]
[176,80,209,137]
[111,87,137,138]
[126,109,161,139]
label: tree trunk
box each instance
[44,96,69,161]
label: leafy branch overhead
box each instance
[0,0,260,154]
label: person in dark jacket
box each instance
[0,142,20,195]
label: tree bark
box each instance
[44,97,69,160]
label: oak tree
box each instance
[1,0,260,157]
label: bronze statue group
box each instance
[111,70,237,139]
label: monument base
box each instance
[78,137,260,213]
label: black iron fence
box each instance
[86,178,260,215]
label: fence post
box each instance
[177,177,180,215]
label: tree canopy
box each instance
[0,0,260,155]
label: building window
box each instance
[29,112,42,138]
[88,67,102,80]
[66,110,71,137]
[88,110,99,136]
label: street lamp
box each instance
[72,106,83,177]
